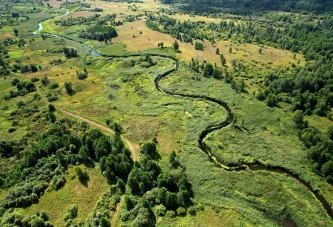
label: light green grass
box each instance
[21,165,109,227]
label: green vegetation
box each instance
[79,24,118,42]
[1,0,333,226]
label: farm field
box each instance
[1,0,333,227]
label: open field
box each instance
[21,165,109,226]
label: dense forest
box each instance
[162,0,333,14]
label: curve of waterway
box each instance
[153,63,333,225]
[32,10,69,35]
[39,23,333,225]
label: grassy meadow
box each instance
[21,165,109,226]
[1,0,333,226]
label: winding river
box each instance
[33,12,333,226]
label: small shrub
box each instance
[77,72,88,80]
[176,207,186,216]
[30,217,45,227]
[41,211,49,221]
[17,101,25,108]
[165,210,175,218]
[99,217,110,227]
[47,96,58,102]
[188,206,196,216]
[120,210,130,221]
[74,85,83,92]
[48,82,59,89]
[11,78,20,86]
[31,77,40,82]
[155,204,166,216]
[48,104,56,112]
[8,127,16,133]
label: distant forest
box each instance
[162,0,333,13]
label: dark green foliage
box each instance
[77,72,88,80]
[30,65,38,72]
[112,122,122,134]
[202,63,214,77]
[168,151,179,168]
[48,104,56,112]
[194,41,204,51]
[321,160,333,177]
[140,142,158,159]
[327,125,333,140]
[64,47,78,58]
[31,217,45,227]
[125,195,135,210]
[117,178,126,193]
[0,141,16,158]
[41,75,49,86]
[47,96,58,102]
[40,210,49,221]
[11,78,20,86]
[75,167,89,183]
[173,41,179,51]
[128,166,154,195]
[48,82,59,89]
[99,217,110,227]
[168,0,333,13]
[212,68,222,80]
[17,101,25,108]
[265,94,278,107]
[64,82,74,95]
[63,205,78,221]
[293,110,305,129]
[79,24,117,41]
[165,191,177,209]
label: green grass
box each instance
[160,63,333,226]
[181,147,332,227]
[1,3,333,227]
[8,50,23,58]
[20,165,109,226]
[94,43,127,56]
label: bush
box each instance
[120,210,130,221]
[17,101,25,108]
[48,104,56,112]
[40,211,49,221]
[155,204,166,216]
[51,175,66,190]
[47,96,58,102]
[165,210,175,218]
[77,72,88,80]
[64,204,78,221]
[8,127,16,133]
[176,207,186,216]
[188,206,196,215]
[30,65,38,72]
[31,217,45,227]
[31,77,40,82]
[327,125,333,140]
[48,82,59,89]
[64,82,74,95]
[64,47,78,58]
[99,217,110,227]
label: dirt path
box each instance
[56,107,139,161]
[111,195,124,226]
